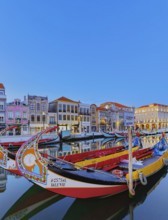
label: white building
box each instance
[27,95,48,134]
[0,83,6,131]
[100,102,135,131]
[49,96,80,133]
[79,102,90,133]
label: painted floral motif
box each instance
[17,132,48,185]
[0,146,7,168]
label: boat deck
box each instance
[119,156,160,170]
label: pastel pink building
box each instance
[6,99,29,135]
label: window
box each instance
[31,115,35,122]
[0,105,4,110]
[8,112,13,119]
[37,115,40,122]
[49,116,55,124]
[37,103,40,111]
[41,103,46,111]
[67,105,70,112]
[30,104,35,110]
[23,125,27,131]
[63,115,66,120]
[75,116,78,121]
[75,106,78,113]
[80,107,84,114]
[0,116,4,122]
[59,114,62,120]
[15,111,21,118]
[67,115,70,120]
[59,104,62,112]
[71,105,74,113]
[23,112,27,119]
[71,115,74,121]
[63,104,66,112]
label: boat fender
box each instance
[163,158,168,166]
[139,172,147,185]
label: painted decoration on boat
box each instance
[17,139,48,185]
[0,146,7,168]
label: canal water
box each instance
[0,135,168,220]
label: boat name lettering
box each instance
[51,177,66,183]
[51,182,66,187]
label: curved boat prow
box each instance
[16,127,58,185]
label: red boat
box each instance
[15,129,168,199]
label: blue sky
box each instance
[0,0,168,107]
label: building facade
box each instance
[90,104,98,132]
[79,102,90,133]
[27,95,48,134]
[100,102,135,131]
[135,103,168,130]
[49,96,80,133]
[6,99,29,135]
[0,83,6,131]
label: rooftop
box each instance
[0,83,5,89]
[51,96,79,104]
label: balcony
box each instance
[49,121,56,125]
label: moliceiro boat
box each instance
[0,128,140,176]
[16,131,168,199]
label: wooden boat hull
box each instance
[16,128,168,199]
[19,149,168,199]
[25,168,128,198]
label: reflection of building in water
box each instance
[39,138,125,158]
[141,135,168,148]
[0,167,7,193]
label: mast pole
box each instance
[128,126,135,196]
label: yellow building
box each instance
[135,103,168,130]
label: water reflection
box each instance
[0,167,7,193]
[1,166,167,220]
[2,184,64,220]
[39,134,168,159]
[141,135,168,148]
[39,137,125,158]
[63,167,168,220]
[1,134,168,220]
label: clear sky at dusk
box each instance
[0,0,168,107]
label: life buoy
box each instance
[139,172,147,185]
[112,169,124,178]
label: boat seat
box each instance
[136,151,153,160]
[118,163,141,171]
[102,164,119,171]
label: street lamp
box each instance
[42,112,45,130]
